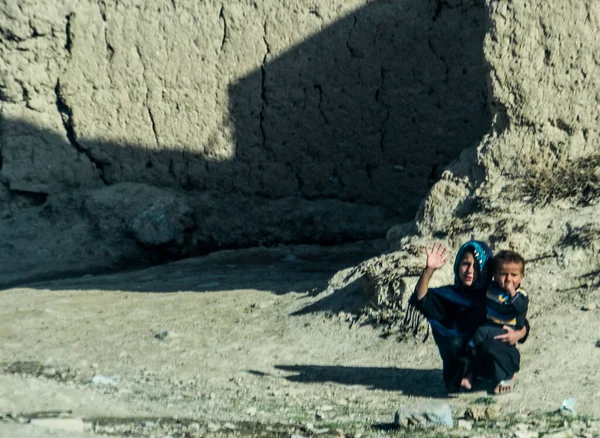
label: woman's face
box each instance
[458,251,478,287]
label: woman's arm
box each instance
[414,243,448,300]
[414,267,436,300]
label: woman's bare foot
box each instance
[460,373,473,391]
[493,375,517,394]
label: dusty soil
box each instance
[1,242,599,437]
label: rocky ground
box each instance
[1,241,599,438]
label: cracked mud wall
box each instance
[1,0,490,206]
[0,0,492,284]
[364,0,600,316]
[417,0,600,240]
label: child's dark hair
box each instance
[493,250,526,274]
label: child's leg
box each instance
[463,326,507,391]
[475,339,520,392]
[472,325,507,347]
[431,331,469,392]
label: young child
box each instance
[410,241,492,393]
[470,250,529,394]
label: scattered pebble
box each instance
[141,420,156,428]
[207,422,220,432]
[560,398,576,416]
[90,375,118,386]
[42,367,57,377]
[154,330,175,340]
[457,419,472,431]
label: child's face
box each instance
[495,261,524,291]
[458,252,478,287]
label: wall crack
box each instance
[98,2,114,62]
[55,81,107,184]
[428,38,449,83]
[377,68,389,155]
[259,22,271,152]
[346,15,360,58]
[65,13,75,55]
[136,46,160,148]
[314,84,330,125]
[219,6,227,52]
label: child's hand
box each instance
[425,243,449,271]
[504,281,517,297]
[494,325,523,345]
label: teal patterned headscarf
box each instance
[453,240,493,291]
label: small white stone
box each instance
[42,367,56,377]
[31,418,85,433]
[207,422,220,432]
[458,419,472,431]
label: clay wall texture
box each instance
[0,0,490,216]
[4,0,597,286]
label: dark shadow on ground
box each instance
[16,242,383,294]
[290,275,368,314]
[271,365,447,398]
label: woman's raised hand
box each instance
[425,242,449,271]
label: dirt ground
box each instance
[1,242,599,437]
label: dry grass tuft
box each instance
[520,154,600,207]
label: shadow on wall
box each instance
[0,0,491,288]
[228,0,492,218]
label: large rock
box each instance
[128,198,192,246]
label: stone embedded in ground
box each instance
[513,423,539,438]
[154,330,172,340]
[457,419,472,431]
[244,407,258,416]
[90,375,118,386]
[30,418,86,433]
[560,398,577,416]
[394,401,453,428]
[465,405,499,421]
